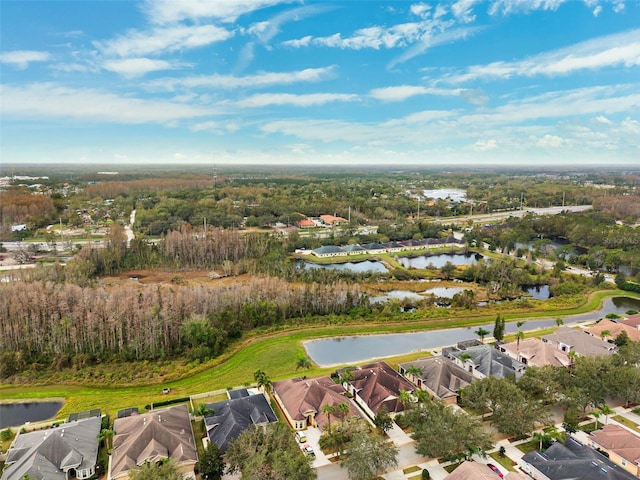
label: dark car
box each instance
[487,463,504,478]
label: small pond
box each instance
[398,253,481,269]
[0,401,63,428]
[304,297,640,366]
[522,285,551,300]
[422,286,466,298]
[370,290,425,304]
[297,260,389,273]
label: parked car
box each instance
[303,444,315,457]
[295,430,307,443]
[487,463,504,478]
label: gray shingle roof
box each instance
[1,416,101,480]
[399,356,473,400]
[204,393,277,452]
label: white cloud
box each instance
[102,58,184,77]
[0,83,216,124]
[594,115,612,124]
[410,3,432,18]
[452,0,479,23]
[0,50,51,69]
[282,36,312,48]
[537,134,564,147]
[613,1,625,13]
[489,0,566,16]
[247,4,333,45]
[473,139,498,150]
[143,0,285,23]
[369,85,430,102]
[237,93,358,108]
[447,29,640,82]
[592,5,602,16]
[145,66,336,91]
[94,24,232,57]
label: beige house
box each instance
[444,461,529,479]
[541,326,617,357]
[109,405,198,480]
[272,376,361,431]
[588,319,640,343]
[398,356,473,405]
[590,424,640,477]
[498,337,571,368]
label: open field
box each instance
[0,289,637,419]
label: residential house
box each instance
[443,343,526,380]
[272,376,360,431]
[320,214,348,225]
[203,391,277,452]
[341,361,416,418]
[587,319,640,344]
[520,436,638,480]
[621,314,640,330]
[311,245,345,258]
[109,404,198,480]
[589,424,640,477]
[542,326,617,357]
[444,461,529,479]
[296,218,315,228]
[398,356,473,405]
[498,338,572,368]
[1,416,101,480]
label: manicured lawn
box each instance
[403,466,421,474]
[1,290,636,418]
[516,439,539,454]
[612,416,640,434]
[579,422,599,433]
[489,451,517,472]
[444,462,462,473]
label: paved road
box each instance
[432,205,593,225]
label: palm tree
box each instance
[195,404,214,416]
[254,369,272,392]
[322,404,335,432]
[555,317,564,327]
[600,330,611,341]
[515,331,525,351]
[295,355,312,370]
[599,404,614,425]
[533,431,551,451]
[337,402,350,426]
[414,389,430,406]
[593,411,602,430]
[398,390,413,410]
[567,350,577,367]
[98,428,114,451]
[475,327,490,344]
[404,365,422,383]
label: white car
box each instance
[303,444,315,457]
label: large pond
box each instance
[304,297,640,366]
[297,259,389,273]
[0,401,63,428]
[398,253,481,269]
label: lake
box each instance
[398,253,481,269]
[523,285,550,300]
[0,401,63,428]
[297,259,389,273]
[304,296,640,366]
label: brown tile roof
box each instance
[587,319,640,343]
[272,376,360,430]
[349,362,416,414]
[445,461,503,479]
[590,424,640,467]
[500,338,571,368]
[111,405,197,480]
[621,314,640,329]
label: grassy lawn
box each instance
[516,439,540,454]
[444,462,462,473]
[632,408,640,416]
[579,421,599,433]
[489,451,517,472]
[612,416,640,434]
[0,290,636,418]
[403,466,421,474]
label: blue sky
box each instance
[1,0,639,166]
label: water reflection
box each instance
[0,401,63,428]
[398,253,481,269]
[304,297,640,366]
[297,259,389,273]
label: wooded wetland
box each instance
[1,165,639,417]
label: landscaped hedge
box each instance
[145,396,190,410]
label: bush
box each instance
[422,468,431,479]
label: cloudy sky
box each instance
[1,0,639,166]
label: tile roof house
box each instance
[341,361,416,418]
[272,376,361,431]
[444,461,529,479]
[443,343,526,380]
[398,356,473,405]
[498,338,572,368]
[621,314,640,330]
[296,218,315,228]
[587,319,640,343]
[109,405,198,480]
[589,424,640,477]
[203,392,277,452]
[542,326,618,357]
[320,214,348,225]
[1,416,101,480]
[520,436,638,480]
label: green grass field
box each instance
[0,290,637,419]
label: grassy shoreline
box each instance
[1,290,637,418]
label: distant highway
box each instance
[431,205,593,225]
